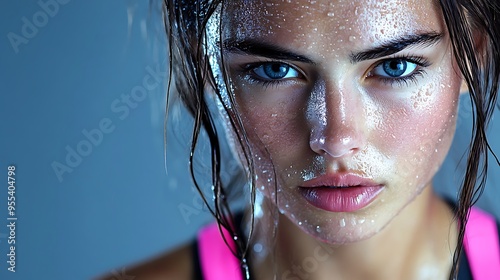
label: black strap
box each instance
[458,247,473,280]
[192,239,203,280]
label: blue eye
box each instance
[373,59,418,78]
[253,63,300,80]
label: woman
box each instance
[104,0,500,279]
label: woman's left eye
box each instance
[372,59,418,78]
[252,62,301,80]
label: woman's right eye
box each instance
[251,62,301,81]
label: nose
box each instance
[308,81,367,158]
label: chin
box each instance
[279,202,393,245]
[303,189,428,245]
[311,226,384,245]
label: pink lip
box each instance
[299,173,384,212]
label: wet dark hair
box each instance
[162,0,500,279]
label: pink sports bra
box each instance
[197,207,500,280]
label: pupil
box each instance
[264,63,289,79]
[383,59,407,77]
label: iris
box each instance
[382,59,407,77]
[258,63,290,79]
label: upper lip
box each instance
[300,173,381,188]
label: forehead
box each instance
[222,0,443,54]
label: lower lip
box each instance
[299,186,384,212]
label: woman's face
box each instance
[215,0,462,243]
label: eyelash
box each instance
[372,55,430,87]
[240,55,431,88]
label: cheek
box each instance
[380,69,461,187]
[236,89,311,163]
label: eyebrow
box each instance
[223,39,315,64]
[349,32,444,63]
[223,32,443,65]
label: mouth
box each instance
[299,173,384,213]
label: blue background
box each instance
[0,1,498,279]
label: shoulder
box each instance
[96,243,195,280]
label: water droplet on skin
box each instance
[316,226,321,232]
[271,113,278,117]
[359,218,366,224]
[349,35,356,42]
[339,26,346,30]
[285,204,289,208]
[233,235,238,241]
[260,185,265,190]
[253,243,263,253]
[340,219,346,227]
[298,221,303,225]
[327,11,335,17]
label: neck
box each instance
[247,185,458,280]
